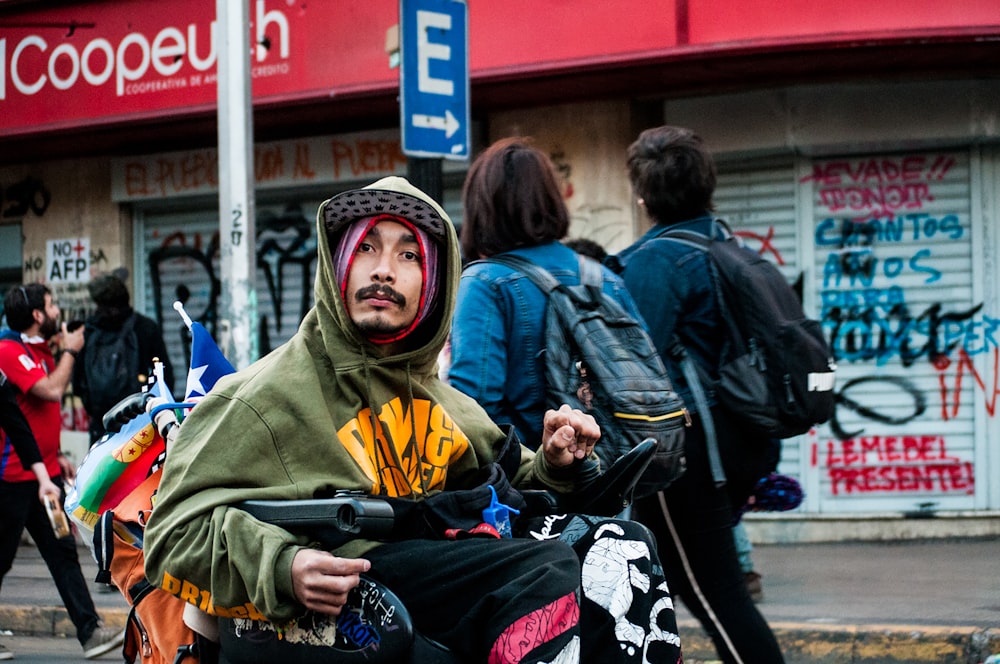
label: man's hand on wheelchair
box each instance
[541,404,600,467]
[290,549,371,616]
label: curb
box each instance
[677,619,1000,664]
[4,606,997,664]
[0,605,128,639]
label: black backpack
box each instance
[83,314,142,425]
[483,254,688,497]
[659,219,836,441]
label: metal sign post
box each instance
[216,0,257,369]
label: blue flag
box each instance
[185,321,236,400]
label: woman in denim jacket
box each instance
[611,125,783,664]
[449,137,644,452]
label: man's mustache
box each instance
[355,284,406,306]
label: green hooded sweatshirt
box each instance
[144,177,573,624]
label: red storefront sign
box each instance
[2,0,998,136]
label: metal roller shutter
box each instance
[806,150,977,513]
[134,197,323,396]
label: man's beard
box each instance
[39,315,59,339]
[353,284,409,337]
[355,317,407,336]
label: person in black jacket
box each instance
[72,272,174,443]
[0,378,60,504]
[610,126,784,664]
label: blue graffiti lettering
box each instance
[821,286,906,312]
[815,214,963,246]
[824,302,989,366]
[909,248,941,283]
[822,248,941,288]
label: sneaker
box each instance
[0,642,12,660]
[745,571,763,603]
[94,582,116,594]
[82,626,125,659]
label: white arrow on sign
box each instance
[411,109,461,138]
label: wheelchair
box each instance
[101,392,658,664]
[214,440,659,664]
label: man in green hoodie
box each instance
[144,176,681,664]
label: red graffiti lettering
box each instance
[255,145,285,182]
[330,139,406,179]
[802,154,957,218]
[801,157,930,186]
[828,462,974,495]
[824,434,973,495]
[936,348,1000,420]
[817,183,932,217]
[825,435,958,467]
[293,142,316,180]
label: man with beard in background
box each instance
[0,283,124,660]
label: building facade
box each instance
[2,0,1000,534]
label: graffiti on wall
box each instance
[119,135,408,199]
[818,434,974,496]
[2,176,51,220]
[548,147,633,252]
[795,152,990,498]
[0,176,116,433]
[147,202,318,372]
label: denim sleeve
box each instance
[620,245,689,359]
[449,272,512,426]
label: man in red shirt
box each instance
[0,283,123,660]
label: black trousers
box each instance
[0,478,102,645]
[365,514,681,664]
[632,407,785,664]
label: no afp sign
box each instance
[46,238,90,283]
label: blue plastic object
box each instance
[482,486,520,538]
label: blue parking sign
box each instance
[400,0,469,160]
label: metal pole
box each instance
[406,157,443,203]
[216,0,257,369]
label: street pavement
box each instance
[1,536,998,663]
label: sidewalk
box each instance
[2,537,998,663]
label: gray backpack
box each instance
[484,254,688,497]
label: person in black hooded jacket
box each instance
[72,272,174,443]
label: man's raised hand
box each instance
[541,404,600,467]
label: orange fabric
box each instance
[109,469,200,663]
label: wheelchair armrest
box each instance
[526,438,658,518]
[519,489,561,516]
[235,493,396,548]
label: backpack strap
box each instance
[671,340,727,488]
[654,217,733,245]
[482,253,562,294]
[0,330,37,369]
[653,221,734,489]
[576,254,605,294]
[93,510,116,585]
[482,253,604,305]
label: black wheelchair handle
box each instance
[236,494,396,548]
[102,391,153,434]
[561,437,658,516]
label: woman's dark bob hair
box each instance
[460,137,570,259]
